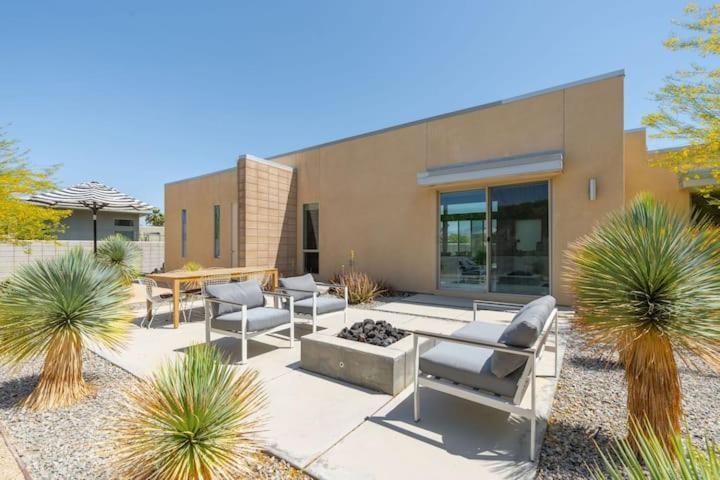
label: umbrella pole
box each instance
[92,207,98,254]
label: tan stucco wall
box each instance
[272,75,626,305]
[623,129,690,211]
[165,74,697,306]
[165,169,238,271]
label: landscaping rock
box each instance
[537,322,720,479]
[0,351,311,480]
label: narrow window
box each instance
[181,209,187,258]
[213,205,221,258]
[303,203,319,274]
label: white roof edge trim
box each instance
[239,154,295,172]
[165,167,236,187]
[417,151,564,187]
[267,70,624,160]
[502,70,625,104]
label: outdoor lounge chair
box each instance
[278,273,348,332]
[202,278,295,364]
[413,295,559,461]
[137,277,177,328]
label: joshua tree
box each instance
[96,234,141,286]
[567,193,720,445]
[109,343,267,479]
[0,248,132,409]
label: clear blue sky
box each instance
[1,0,700,212]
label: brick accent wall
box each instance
[237,156,297,275]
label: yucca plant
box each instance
[0,248,132,410]
[109,343,267,480]
[96,233,142,285]
[567,193,720,445]
[589,419,720,479]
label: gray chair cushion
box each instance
[279,274,318,301]
[420,342,523,398]
[214,307,291,332]
[206,280,266,316]
[452,321,506,343]
[293,296,346,315]
[491,295,556,378]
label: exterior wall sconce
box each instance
[588,177,597,201]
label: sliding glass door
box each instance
[439,190,487,291]
[489,183,549,295]
[438,182,549,296]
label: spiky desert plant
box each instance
[96,233,142,285]
[109,343,267,480]
[567,193,720,446]
[331,270,388,304]
[0,247,132,410]
[589,419,720,479]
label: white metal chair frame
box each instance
[413,307,559,461]
[203,280,295,365]
[279,282,349,332]
[179,283,203,323]
[137,278,176,328]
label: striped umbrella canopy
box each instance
[27,180,154,252]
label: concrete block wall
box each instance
[237,156,297,275]
[0,241,165,280]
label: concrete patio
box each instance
[94,293,567,480]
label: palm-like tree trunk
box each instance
[623,329,681,447]
[22,331,92,410]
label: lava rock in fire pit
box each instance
[338,319,409,347]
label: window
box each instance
[438,182,549,295]
[303,203,319,274]
[114,219,134,227]
[213,205,221,258]
[181,209,187,258]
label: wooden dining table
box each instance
[146,266,279,329]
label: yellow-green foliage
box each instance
[643,4,720,200]
[0,130,70,244]
[109,343,267,480]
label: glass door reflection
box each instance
[439,190,487,291]
[489,182,549,295]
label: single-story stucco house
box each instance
[164,70,710,305]
[28,181,153,242]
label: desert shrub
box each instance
[589,418,720,479]
[109,343,267,479]
[331,270,389,304]
[0,248,131,409]
[96,234,142,285]
[567,193,720,445]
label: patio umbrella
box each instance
[27,180,154,253]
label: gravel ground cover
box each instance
[0,351,311,480]
[537,326,720,479]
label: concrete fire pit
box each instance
[301,323,423,395]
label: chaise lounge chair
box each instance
[413,295,559,460]
[278,273,348,332]
[202,278,295,364]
